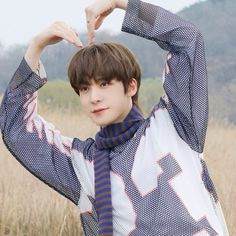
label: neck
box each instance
[101,101,133,129]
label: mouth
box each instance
[91,108,109,114]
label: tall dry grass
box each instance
[204,120,236,235]
[0,107,235,235]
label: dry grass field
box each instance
[0,107,235,235]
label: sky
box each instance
[0,0,201,47]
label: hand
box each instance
[33,21,83,50]
[25,21,83,71]
[85,0,128,45]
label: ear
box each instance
[127,78,138,97]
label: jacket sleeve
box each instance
[121,0,208,153]
[0,58,81,204]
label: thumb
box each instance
[94,16,105,30]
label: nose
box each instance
[90,85,102,104]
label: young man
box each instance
[0,0,229,235]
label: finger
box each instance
[53,25,83,47]
[85,8,96,45]
[63,31,83,47]
[86,19,96,45]
[66,28,83,47]
[71,32,83,47]
[57,23,83,47]
[87,19,96,45]
[94,16,105,30]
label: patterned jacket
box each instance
[0,0,229,235]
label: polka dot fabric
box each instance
[77,114,227,235]
[121,0,208,154]
[1,58,81,205]
[0,0,229,235]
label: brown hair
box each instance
[68,42,142,110]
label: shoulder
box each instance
[72,137,95,161]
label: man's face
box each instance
[79,79,136,127]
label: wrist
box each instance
[25,37,44,72]
[30,36,46,53]
[115,0,128,10]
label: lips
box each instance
[92,108,109,114]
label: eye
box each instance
[79,86,89,93]
[100,81,110,87]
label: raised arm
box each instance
[0,22,83,204]
[25,21,82,70]
[121,0,208,153]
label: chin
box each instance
[92,119,110,127]
[95,121,111,127]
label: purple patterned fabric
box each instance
[0,0,229,235]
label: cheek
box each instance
[79,93,89,103]
[79,96,89,110]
